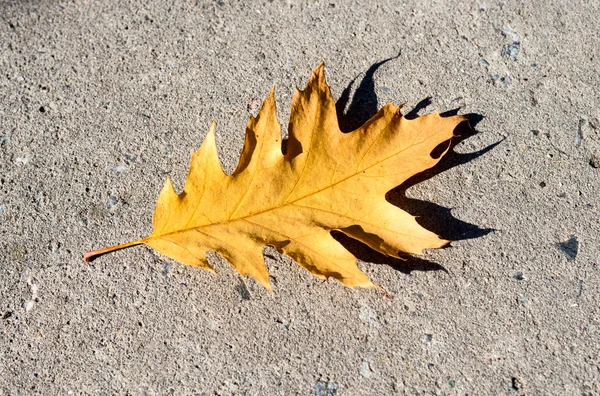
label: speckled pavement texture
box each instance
[1,0,599,394]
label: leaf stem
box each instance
[83,239,146,262]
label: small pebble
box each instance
[503,44,521,61]
[479,59,489,68]
[161,262,173,278]
[123,153,137,164]
[15,156,30,165]
[514,272,525,281]
[502,24,521,61]
[503,24,521,42]
[359,306,376,325]
[589,154,600,168]
[106,196,118,209]
[360,361,373,378]
[24,300,34,311]
[314,381,339,396]
[511,377,523,391]
[111,165,128,173]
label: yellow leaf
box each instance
[84,64,467,290]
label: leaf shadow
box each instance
[333,57,500,275]
[336,51,401,133]
[331,231,448,275]
[386,111,500,242]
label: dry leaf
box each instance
[84,64,467,289]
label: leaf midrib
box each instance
[149,124,435,242]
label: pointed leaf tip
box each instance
[196,122,224,172]
[163,175,175,194]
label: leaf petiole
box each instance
[83,239,146,262]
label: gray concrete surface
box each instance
[1,0,599,394]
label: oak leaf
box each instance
[84,64,467,289]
